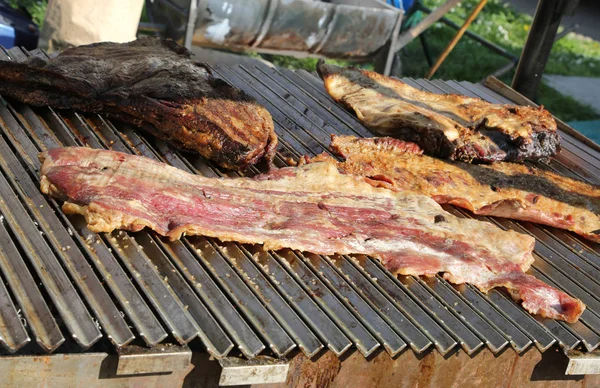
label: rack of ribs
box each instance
[39,146,584,322]
[317,61,559,163]
[307,135,600,244]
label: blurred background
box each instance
[2,0,598,142]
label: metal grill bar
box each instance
[0,221,64,352]
[244,245,354,356]
[275,250,380,357]
[215,241,323,358]
[0,166,101,348]
[403,77,600,350]
[325,254,446,353]
[301,253,407,356]
[191,237,297,357]
[133,232,235,356]
[426,275,508,353]
[23,110,170,348]
[0,103,195,348]
[73,112,259,357]
[0,133,135,348]
[0,45,599,360]
[396,273,484,354]
[217,64,532,354]
[112,133,299,358]
[99,120,306,358]
[0,266,30,352]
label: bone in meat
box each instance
[0,38,277,170]
[39,147,585,322]
[317,61,559,163]
[308,135,600,243]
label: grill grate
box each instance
[0,46,599,360]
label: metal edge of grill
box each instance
[0,45,598,371]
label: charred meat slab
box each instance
[308,135,600,243]
[0,38,277,170]
[317,62,559,163]
[39,147,584,322]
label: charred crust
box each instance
[434,215,446,223]
[0,38,276,171]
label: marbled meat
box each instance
[39,146,584,322]
[308,135,600,243]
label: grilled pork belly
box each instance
[0,38,277,170]
[317,62,559,163]
[308,135,600,243]
[39,146,584,322]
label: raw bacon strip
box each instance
[39,147,585,322]
[309,135,600,243]
[317,62,559,163]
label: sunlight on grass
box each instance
[401,0,600,120]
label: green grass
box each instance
[398,0,600,121]
[259,54,361,72]
[496,74,600,122]
[8,0,47,28]
[403,0,600,79]
[257,0,600,121]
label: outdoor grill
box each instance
[0,45,599,387]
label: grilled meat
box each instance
[0,38,277,170]
[307,135,600,243]
[39,146,584,322]
[317,61,559,163]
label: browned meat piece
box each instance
[0,38,277,170]
[317,61,559,163]
[39,146,585,322]
[308,135,600,243]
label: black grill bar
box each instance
[406,77,600,350]
[0,132,136,348]
[114,131,300,358]
[132,232,234,353]
[29,110,170,347]
[326,255,449,354]
[244,245,354,356]
[191,237,297,357]
[97,119,303,358]
[0,265,30,352]
[301,253,408,356]
[0,162,102,348]
[73,112,260,357]
[275,250,380,357]
[0,221,64,352]
[0,45,599,359]
[215,241,324,358]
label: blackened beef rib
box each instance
[317,61,559,163]
[308,135,600,243]
[0,38,277,170]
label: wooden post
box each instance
[425,0,488,79]
[392,0,463,52]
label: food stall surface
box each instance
[0,45,599,386]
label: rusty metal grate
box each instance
[1,46,600,361]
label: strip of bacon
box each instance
[308,135,600,244]
[39,147,585,322]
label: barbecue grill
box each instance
[0,45,599,386]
